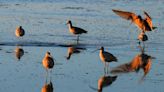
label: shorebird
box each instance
[15,26,25,37]
[66,20,87,42]
[99,47,117,73]
[15,46,24,61]
[112,9,157,32]
[42,52,54,73]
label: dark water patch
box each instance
[15,3,20,6]
[0,3,9,8]
[62,6,84,10]
[5,51,12,53]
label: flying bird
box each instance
[112,9,157,32]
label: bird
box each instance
[98,75,117,92]
[99,47,117,73]
[138,31,148,45]
[112,9,157,32]
[15,46,24,61]
[66,20,87,42]
[42,52,54,74]
[15,26,25,37]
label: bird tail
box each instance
[114,57,118,62]
[152,26,157,30]
[84,30,87,33]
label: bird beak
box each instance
[66,22,69,25]
[150,56,156,59]
[91,48,100,53]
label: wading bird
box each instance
[66,20,87,42]
[42,52,54,75]
[112,9,157,32]
[15,26,25,37]
[99,47,117,73]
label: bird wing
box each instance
[112,9,137,20]
[47,57,54,68]
[74,27,87,34]
[143,58,151,75]
[103,52,117,61]
[144,11,153,29]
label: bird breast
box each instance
[42,56,54,69]
[99,51,105,62]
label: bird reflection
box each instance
[138,31,148,45]
[66,46,86,60]
[98,74,117,92]
[15,46,24,61]
[41,81,53,92]
[41,76,54,92]
[111,45,154,79]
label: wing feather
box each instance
[144,11,153,29]
[112,9,137,20]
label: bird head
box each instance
[100,46,104,51]
[46,51,51,55]
[66,20,72,25]
[138,15,142,20]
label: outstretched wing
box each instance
[144,11,153,29]
[112,9,137,20]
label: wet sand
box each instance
[0,1,164,92]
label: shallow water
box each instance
[0,0,164,92]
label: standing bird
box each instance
[42,52,54,75]
[138,31,148,45]
[112,9,157,32]
[15,26,25,37]
[66,20,87,42]
[99,47,117,73]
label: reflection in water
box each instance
[66,46,86,60]
[41,75,54,92]
[41,81,53,92]
[138,31,148,45]
[15,46,24,61]
[98,74,117,92]
[111,45,154,79]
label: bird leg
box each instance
[77,35,79,43]
[45,69,49,83]
[107,63,109,74]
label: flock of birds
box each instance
[13,9,157,92]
